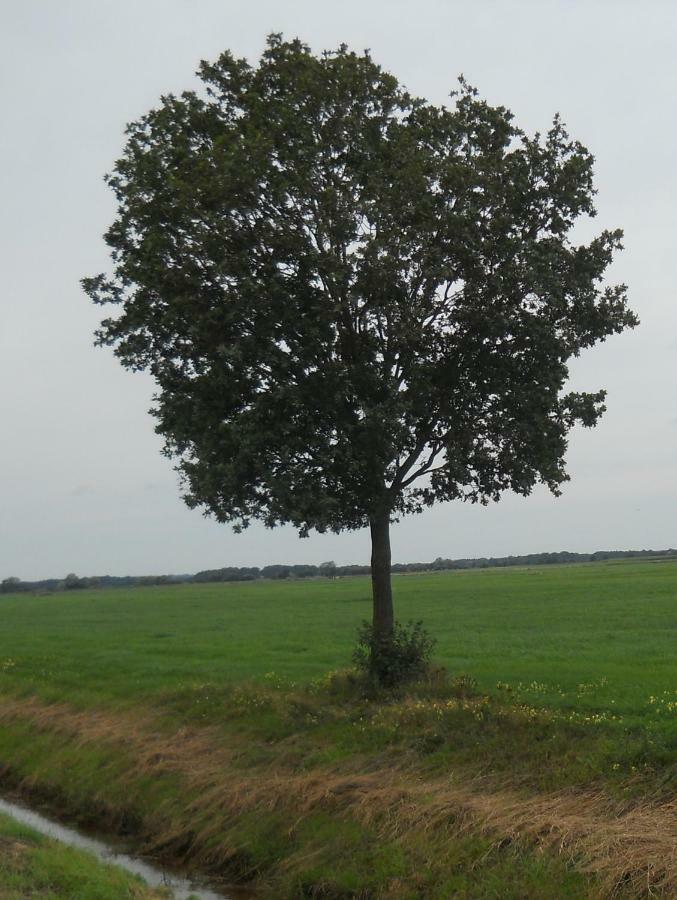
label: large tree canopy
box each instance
[84,36,637,635]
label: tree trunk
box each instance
[370,511,394,639]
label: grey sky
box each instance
[1,0,675,580]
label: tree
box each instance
[63,573,83,590]
[1,577,23,594]
[319,560,337,578]
[84,35,637,641]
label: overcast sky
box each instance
[1,0,675,580]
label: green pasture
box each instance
[0,559,674,732]
[0,560,674,897]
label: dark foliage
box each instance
[83,35,636,540]
[81,35,639,636]
[3,548,676,595]
[353,619,436,687]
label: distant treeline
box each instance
[2,548,676,595]
[0,572,191,594]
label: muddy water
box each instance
[0,795,240,899]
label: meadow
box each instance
[0,560,674,898]
[0,560,674,725]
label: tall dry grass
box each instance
[0,695,673,896]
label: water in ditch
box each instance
[0,795,243,899]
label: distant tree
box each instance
[63,573,83,590]
[261,564,291,580]
[1,577,23,594]
[85,36,637,641]
[319,560,337,578]
[290,564,318,578]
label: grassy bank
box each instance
[0,561,674,897]
[0,811,168,898]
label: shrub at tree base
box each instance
[353,620,436,688]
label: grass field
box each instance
[0,560,674,724]
[0,560,674,897]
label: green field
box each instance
[0,560,674,898]
[0,560,674,724]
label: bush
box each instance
[352,620,436,688]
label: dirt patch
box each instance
[0,834,31,867]
[0,695,674,896]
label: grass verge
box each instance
[0,672,673,898]
[0,811,168,899]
